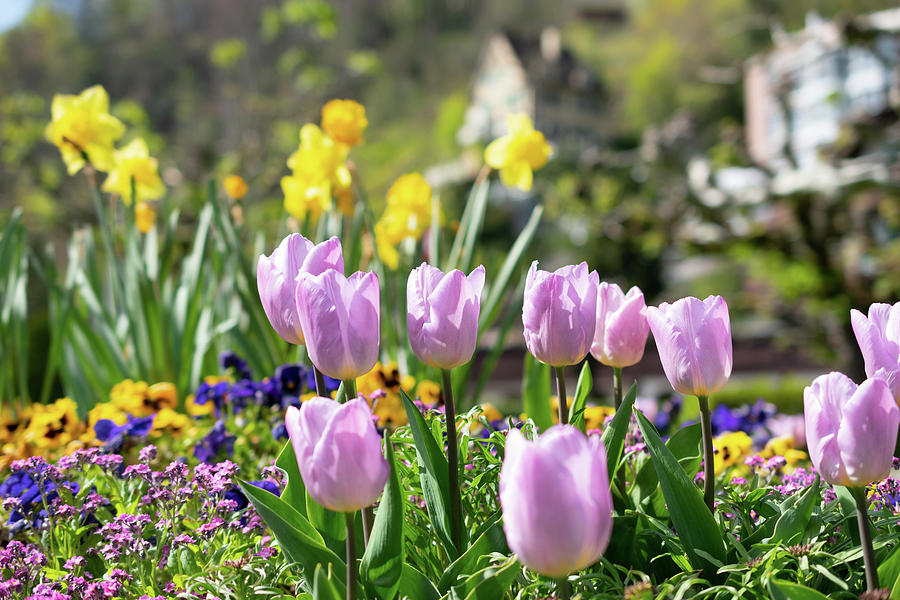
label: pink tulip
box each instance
[522,261,598,367]
[590,283,649,368]
[646,295,732,397]
[407,263,485,369]
[851,302,900,398]
[295,270,380,380]
[257,234,343,345]
[285,397,389,512]
[804,372,899,487]
[499,426,613,577]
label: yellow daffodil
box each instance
[135,202,155,233]
[102,138,166,205]
[321,99,367,147]
[44,85,126,174]
[374,173,437,269]
[23,398,82,451]
[713,431,753,474]
[282,124,352,223]
[484,114,551,191]
[224,174,248,199]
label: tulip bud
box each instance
[285,397,389,512]
[646,295,733,397]
[590,283,649,368]
[522,261,598,367]
[257,234,344,345]
[499,426,613,577]
[295,269,380,380]
[407,263,485,370]
[804,372,899,487]
[851,302,900,399]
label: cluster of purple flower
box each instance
[710,399,777,440]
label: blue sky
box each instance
[0,0,33,33]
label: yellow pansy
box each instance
[102,138,166,205]
[152,408,191,438]
[223,174,248,200]
[186,394,215,417]
[357,362,416,398]
[761,435,808,472]
[321,99,367,147]
[484,114,551,191]
[88,402,128,429]
[374,173,437,269]
[584,405,616,430]
[110,379,149,415]
[135,202,155,233]
[369,391,407,428]
[0,405,30,444]
[44,85,126,174]
[416,380,442,406]
[282,124,352,223]
[23,398,82,451]
[550,396,574,424]
[479,403,504,423]
[145,382,178,413]
[713,431,753,474]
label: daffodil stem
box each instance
[851,486,879,591]
[613,367,623,410]
[442,368,463,554]
[697,395,716,512]
[556,577,571,600]
[555,366,568,425]
[313,366,326,398]
[345,511,357,600]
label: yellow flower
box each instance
[282,124,352,223]
[549,396,574,424]
[374,173,437,269]
[0,405,30,444]
[369,391,407,428]
[44,85,126,174]
[135,202,155,233]
[713,431,753,474]
[479,403,503,423]
[102,138,166,205]
[321,99,367,147]
[357,362,416,398]
[484,114,551,191]
[23,398,82,450]
[110,379,149,415]
[145,382,178,413]
[584,405,616,430]
[88,402,128,429]
[152,408,191,438]
[761,435,808,472]
[416,380,442,406]
[223,175,248,200]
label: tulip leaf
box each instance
[633,410,726,576]
[450,555,519,600]
[522,353,553,433]
[569,361,592,433]
[767,579,830,600]
[313,563,345,600]
[275,441,308,516]
[631,423,702,505]
[238,479,344,586]
[438,515,508,592]
[399,388,459,559]
[878,543,900,592]
[307,491,347,543]
[600,382,637,478]
[398,564,440,600]
[768,475,820,546]
[361,433,405,600]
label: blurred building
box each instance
[744,9,900,194]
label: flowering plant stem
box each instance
[556,577,571,600]
[313,366,327,398]
[613,367,623,410]
[441,368,463,553]
[850,486,879,591]
[345,511,357,600]
[341,378,358,402]
[555,366,568,425]
[697,395,716,512]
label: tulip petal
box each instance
[838,377,899,486]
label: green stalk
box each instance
[613,366,623,410]
[697,395,716,511]
[555,366,568,425]
[342,378,358,402]
[851,486,879,591]
[441,368,463,553]
[314,366,327,398]
[557,577,571,600]
[361,506,373,546]
[345,511,357,600]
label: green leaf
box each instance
[307,491,347,542]
[398,564,440,600]
[769,476,820,546]
[313,564,345,600]
[275,441,307,515]
[568,362,592,433]
[238,479,344,586]
[880,543,900,594]
[438,517,508,593]
[633,410,726,576]
[768,579,830,600]
[630,423,701,508]
[522,353,552,432]
[451,556,519,600]
[399,388,459,559]
[600,382,637,477]
[361,433,405,599]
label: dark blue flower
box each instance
[193,420,236,464]
[303,366,340,394]
[224,480,281,511]
[220,351,252,381]
[194,380,230,417]
[94,414,156,452]
[271,422,288,441]
[275,363,307,398]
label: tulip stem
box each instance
[361,506,373,546]
[851,486,879,591]
[313,366,327,398]
[341,378,358,402]
[345,511,357,600]
[697,395,716,512]
[613,367,623,410]
[441,368,464,554]
[555,366,568,425]
[556,577,571,600]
